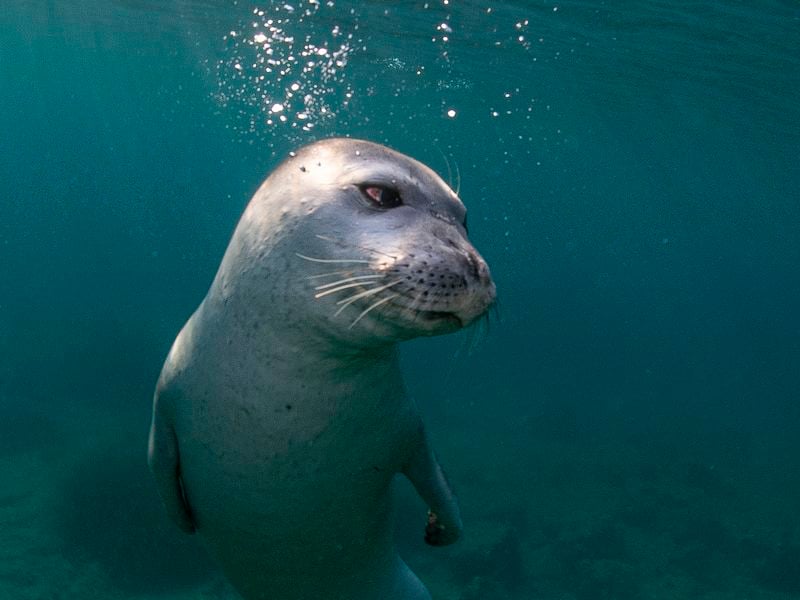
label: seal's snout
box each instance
[456,248,496,325]
[380,235,495,332]
[429,228,495,315]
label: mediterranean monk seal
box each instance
[148,138,496,599]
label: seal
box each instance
[148,138,496,600]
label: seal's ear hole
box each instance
[463,213,469,234]
[359,184,403,209]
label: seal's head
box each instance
[217,138,496,346]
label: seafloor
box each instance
[2,394,799,600]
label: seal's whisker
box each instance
[438,147,453,191]
[335,279,404,306]
[401,290,426,323]
[407,290,426,313]
[334,299,357,317]
[465,313,489,355]
[315,281,379,299]
[333,288,384,317]
[307,269,375,280]
[333,280,404,316]
[489,299,501,324]
[483,311,492,340]
[314,274,385,291]
[314,235,398,261]
[349,294,399,329]
[435,147,461,196]
[296,253,371,264]
[454,157,461,196]
[451,328,471,365]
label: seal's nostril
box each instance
[465,250,481,279]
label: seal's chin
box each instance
[386,305,466,337]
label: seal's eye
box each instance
[359,185,403,209]
[463,213,469,234]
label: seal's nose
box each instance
[463,248,494,291]
[465,249,480,279]
[432,225,491,286]
[458,246,496,324]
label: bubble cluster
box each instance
[207,2,560,150]
[210,2,355,141]
[514,18,532,51]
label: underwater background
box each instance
[1,1,799,598]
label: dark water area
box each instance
[1,1,799,598]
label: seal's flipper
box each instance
[148,406,196,534]
[402,428,462,546]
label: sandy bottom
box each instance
[2,399,799,600]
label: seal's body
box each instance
[148,138,495,599]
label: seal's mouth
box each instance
[418,310,463,328]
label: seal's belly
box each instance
[173,383,413,543]
[173,388,413,599]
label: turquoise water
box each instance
[1,1,799,598]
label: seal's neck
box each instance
[195,289,404,397]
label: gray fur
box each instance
[148,139,495,600]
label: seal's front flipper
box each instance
[148,406,195,534]
[402,427,462,546]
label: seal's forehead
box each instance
[289,138,462,204]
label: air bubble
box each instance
[211,2,355,143]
